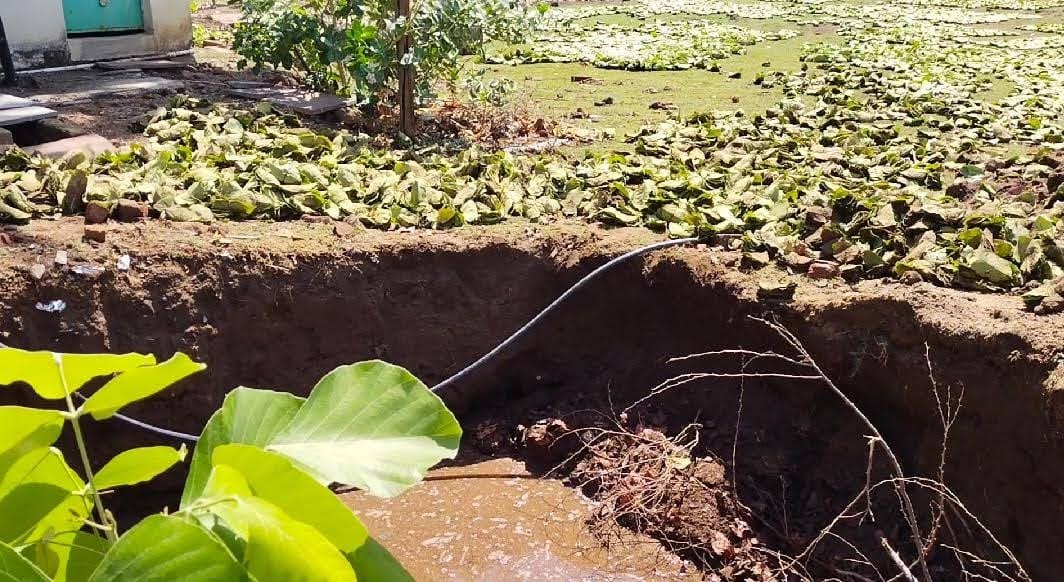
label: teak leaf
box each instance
[81,353,205,420]
[0,448,88,545]
[0,407,65,477]
[89,514,242,582]
[211,444,368,551]
[93,446,187,491]
[0,349,155,400]
[268,361,462,498]
[181,387,305,507]
[0,541,50,582]
[198,466,356,582]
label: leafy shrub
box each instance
[0,347,461,580]
[462,75,516,106]
[232,0,539,104]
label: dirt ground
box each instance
[2,217,1064,579]
[11,65,285,145]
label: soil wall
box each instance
[1,219,1062,579]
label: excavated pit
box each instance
[2,219,1063,580]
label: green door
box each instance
[63,0,145,34]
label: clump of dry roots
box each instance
[422,100,555,144]
[569,423,776,581]
[528,316,1032,582]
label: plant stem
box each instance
[55,354,118,544]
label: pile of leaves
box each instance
[0,99,580,227]
[1,87,1062,295]
[6,1,1064,297]
[1022,22,1064,33]
[897,0,1061,9]
[489,20,798,71]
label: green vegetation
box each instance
[0,347,461,580]
[231,0,539,103]
[484,29,819,146]
[488,19,798,71]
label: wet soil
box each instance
[1,218,1063,579]
[343,457,696,580]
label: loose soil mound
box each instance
[2,219,1063,579]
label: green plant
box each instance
[0,347,461,580]
[193,23,209,47]
[232,0,538,105]
[462,75,515,106]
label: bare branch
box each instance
[878,532,919,582]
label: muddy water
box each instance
[342,458,696,580]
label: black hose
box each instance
[430,237,698,393]
[102,237,700,442]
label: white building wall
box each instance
[0,0,70,68]
[0,0,191,69]
[145,0,193,52]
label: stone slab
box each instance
[270,93,347,115]
[0,106,58,127]
[25,134,114,159]
[227,87,278,99]
[228,87,347,115]
[0,94,38,110]
[34,76,185,104]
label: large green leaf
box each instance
[268,361,462,498]
[197,465,356,582]
[348,538,415,582]
[0,483,69,543]
[0,541,49,582]
[81,354,205,420]
[93,446,187,491]
[0,407,65,477]
[0,448,88,545]
[34,531,108,582]
[211,444,367,550]
[212,445,412,580]
[19,538,60,581]
[209,446,412,578]
[0,349,155,400]
[181,387,305,507]
[89,514,242,582]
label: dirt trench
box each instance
[1,219,1063,580]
